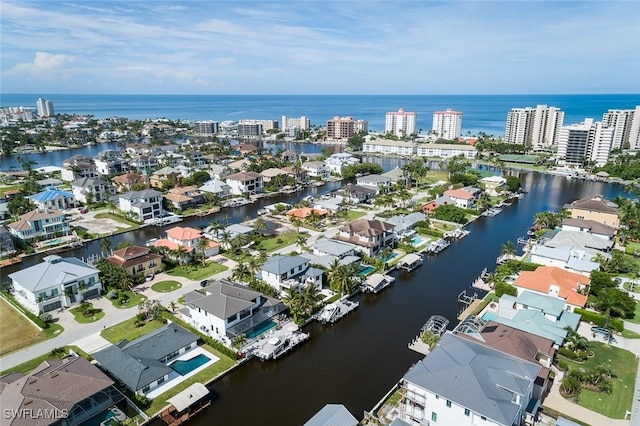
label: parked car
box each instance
[145,274,154,282]
[200,279,209,287]
[80,208,89,214]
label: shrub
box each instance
[494,282,517,297]
[106,290,118,299]
[574,308,624,332]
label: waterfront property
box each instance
[334,218,397,257]
[528,244,603,275]
[363,138,417,156]
[303,404,359,426]
[106,245,163,278]
[7,208,71,242]
[9,255,102,314]
[153,226,220,262]
[149,166,182,189]
[260,255,324,293]
[301,161,330,179]
[384,212,426,239]
[111,172,150,192]
[29,185,77,210]
[561,217,616,240]
[71,177,117,203]
[118,189,164,222]
[225,171,263,195]
[511,266,589,311]
[199,178,232,198]
[443,188,475,209]
[356,174,392,193]
[415,143,476,159]
[164,186,206,211]
[566,194,620,229]
[479,175,506,196]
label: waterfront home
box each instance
[312,196,343,213]
[280,149,298,162]
[106,245,163,278]
[281,165,307,182]
[61,154,98,182]
[398,332,540,426]
[421,200,439,215]
[356,175,392,193]
[235,143,258,155]
[149,166,181,189]
[0,356,125,426]
[443,188,475,209]
[301,161,330,179]
[312,238,359,258]
[9,255,102,314]
[303,404,359,426]
[384,212,426,239]
[29,186,77,210]
[566,194,619,228]
[335,218,396,256]
[260,167,288,183]
[204,223,254,243]
[341,184,377,204]
[71,177,117,204]
[207,163,228,180]
[199,178,232,199]
[129,155,159,174]
[415,143,477,159]
[261,255,324,293]
[93,323,199,395]
[544,230,614,252]
[363,138,417,156]
[35,177,64,189]
[511,266,588,311]
[561,218,616,240]
[165,186,206,211]
[0,227,16,256]
[228,158,252,171]
[118,189,164,222]
[8,208,70,242]
[381,166,412,188]
[529,244,603,275]
[111,172,150,192]
[94,150,130,175]
[153,226,220,260]
[480,175,506,196]
[324,153,360,176]
[225,171,263,195]
[286,207,328,221]
[181,279,286,347]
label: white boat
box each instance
[253,323,310,361]
[427,239,450,254]
[317,299,359,324]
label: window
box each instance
[464,409,470,417]
[435,395,439,400]
[431,412,437,422]
[481,416,487,421]
[157,376,165,385]
[446,400,452,408]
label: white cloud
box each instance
[5,51,74,75]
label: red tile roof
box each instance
[513,266,589,307]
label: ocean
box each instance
[2,93,639,136]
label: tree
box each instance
[346,132,366,151]
[505,176,521,192]
[500,240,515,256]
[494,282,517,297]
[197,237,210,266]
[49,347,67,359]
[434,204,467,224]
[85,191,95,207]
[7,193,36,217]
[296,234,308,252]
[100,237,112,257]
[254,217,267,236]
[446,154,470,176]
[232,263,252,283]
[290,216,303,234]
[341,163,384,180]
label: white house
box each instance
[356,175,392,193]
[181,279,286,347]
[416,143,476,159]
[8,208,70,242]
[324,153,360,176]
[301,161,330,179]
[118,189,164,221]
[225,171,263,195]
[442,188,475,209]
[199,178,232,198]
[8,255,102,314]
[260,255,324,293]
[480,175,506,196]
[29,186,77,211]
[71,177,117,203]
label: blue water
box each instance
[411,236,426,247]
[246,320,277,339]
[481,312,497,322]
[381,252,398,262]
[359,266,376,276]
[170,354,211,375]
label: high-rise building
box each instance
[281,116,310,130]
[194,120,219,135]
[557,119,614,167]
[238,119,278,132]
[505,105,564,148]
[602,107,638,149]
[36,98,54,117]
[629,106,640,150]
[237,123,262,139]
[354,119,369,134]
[327,116,355,141]
[432,108,462,140]
[385,108,417,137]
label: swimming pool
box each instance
[381,252,398,262]
[481,312,497,322]
[170,354,211,375]
[246,320,277,339]
[411,236,426,247]
[359,266,376,276]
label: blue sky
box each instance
[1,1,639,94]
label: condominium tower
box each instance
[602,106,640,149]
[556,119,614,167]
[432,108,462,140]
[281,116,310,130]
[327,116,356,141]
[194,120,219,135]
[505,105,564,148]
[385,108,417,137]
[36,98,55,117]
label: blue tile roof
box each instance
[29,186,74,203]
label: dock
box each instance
[398,253,424,271]
[363,273,395,293]
[248,321,310,361]
[317,298,359,324]
[426,238,450,254]
[444,228,470,240]
[0,257,22,268]
[471,277,492,292]
[160,383,212,426]
[457,299,482,320]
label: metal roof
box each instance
[9,255,99,292]
[29,186,74,203]
[167,383,209,412]
[262,255,309,275]
[303,404,358,426]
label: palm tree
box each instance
[564,328,589,355]
[290,216,303,233]
[107,199,117,214]
[329,264,356,296]
[49,347,67,359]
[500,240,515,256]
[254,217,267,236]
[197,238,210,266]
[168,301,178,313]
[246,257,261,284]
[282,287,304,323]
[119,274,133,291]
[100,237,112,257]
[232,263,252,283]
[176,245,189,266]
[296,234,308,253]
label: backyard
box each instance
[166,262,228,281]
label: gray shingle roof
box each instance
[9,255,99,292]
[262,255,309,275]
[303,404,358,426]
[313,238,357,257]
[403,332,539,426]
[119,189,162,200]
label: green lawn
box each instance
[101,318,165,344]
[0,184,23,197]
[564,342,637,418]
[110,290,147,309]
[346,210,367,220]
[257,231,299,252]
[94,212,140,228]
[620,328,640,339]
[625,242,640,255]
[145,344,237,416]
[0,346,90,376]
[151,280,182,293]
[69,306,105,324]
[624,301,640,325]
[166,262,228,281]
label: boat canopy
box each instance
[167,383,209,412]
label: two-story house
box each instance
[149,166,181,189]
[334,219,396,256]
[118,189,164,222]
[356,175,392,194]
[181,279,286,347]
[106,245,163,277]
[94,150,130,176]
[260,255,324,293]
[225,171,263,196]
[480,175,506,196]
[324,153,360,176]
[153,226,220,261]
[61,155,99,182]
[112,172,150,193]
[512,266,589,311]
[443,188,475,209]
[566,194,619,229]
[29,186,77,211]
[164,186,206,211]
[71,177,117,203]
[8,208,70,242]
[199,178,232,199]
[301,161,330,179]
[9,255,102,314]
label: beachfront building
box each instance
[36,98,55,117]
[225,171,263,195]
[602,107,638,149]
[398,332,540,426]
[416,143,476,159]
[29,186,77,210]
[356,175,392,193]
[8,208,70,242]
[511,266,589,311]
[566,194,619,228]
[355,119,369,134]
[505,105,564,148]
[630,106,640,149]
[9,255,102,314]
[432,108,462,139]
[106,245,163,278]
[385,108,417,138]
[118,189,164,222]
[260,255,324,293]
[327,116,356,141]
[556,119,614,167]
[112,172,149,192]
[335,218,396,256]
[301,161,330,179]
[362,139,417,156]
[71,177,117,204]
[194,120,219,135]
[239,119,278,132]
[282,115,310,130]
[181,279,286,347]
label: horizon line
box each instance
[3,92,640,97]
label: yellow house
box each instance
[106,245,163,277]
[568,195,619,229]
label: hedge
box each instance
[416,227,443,238]
[574,308,624,332]
[162,311,237,359]
[1,291,48,329]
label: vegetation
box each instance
[69,303,105,324]
[595,153,640,180]
[257,230,299,252]
[165,261,228,281]
[151,280,182,293]
[434,204,467,224]
[505,175,521,192]
[341,162,384,180]
[327,260,362,296]
[0,346,90,376]
[588,271,636,320]
[494,282,517,297]
[0,297,48,356]
[101,317,166,343]
[420,330,440,350]
[282,285,322,324]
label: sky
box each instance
[1,0,639,95]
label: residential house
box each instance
[35,177,64,189]
[29,186,77,210]
[416,143,477,159]
[0,227,16,257]
[8,255,102,314]
[93,323,199,395]
[399,332,540,426]
[199,178,232,199]
[71,177,116,203]
[341,184,377,204]
[106,245,163,277]
[511,266,589,311]
[286,207,328,221]
[544,230,614,252]
[421,200,439,215]
[228,159,251,171]
[303,404,359,426]
[566,194,620,228]
[111,172,149,193]
[302,161,330,179]
[234,143,257,156]
[207,164,228,180]
[260,168,288,183]
[480,175,506,196]
[281,165,307,182]
[164,186,205,211]
[0,356,125,426]
[362,139,417,156]
[225,171,263,196]
[529,244,603,275]
[61,155,98,182]
[356,175,392,194]
[181,279,286,347]
[280,150,298,162]
[149,166,181,189]
[334,219,396,256]
[381,166,412,188]
[384,212,426,239]
[203,223,254,244]
[261,255,324,293]
[94,150,130,175]
[561,218,616,240]
[8,208,70,242]
[324,153,360,176]
[153,226,220,260]
[443,188,475,209]
[118,189,164,222]
[129,155,159,174]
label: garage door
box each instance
[43,301,62,313]
[84,289,99,299]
